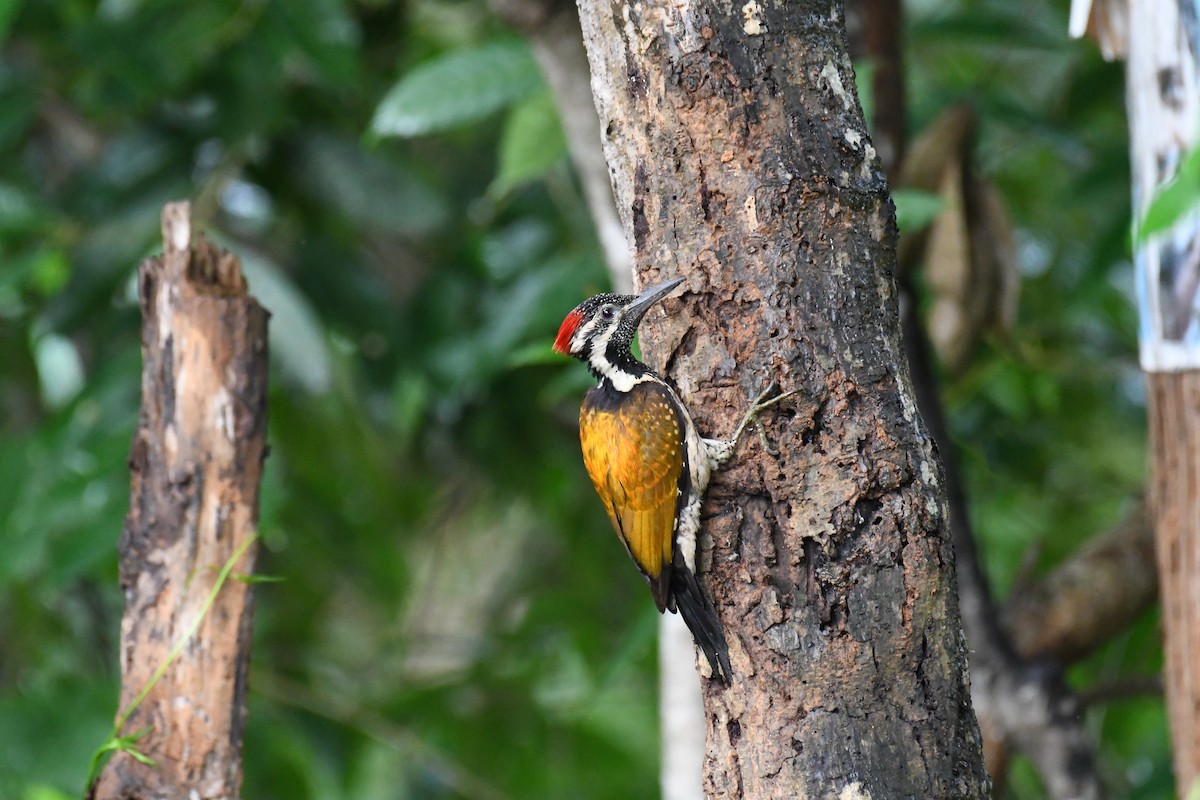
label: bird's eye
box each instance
[600,305,616,320]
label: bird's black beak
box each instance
[623,277,684,326]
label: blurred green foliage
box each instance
[0,0,1161,797]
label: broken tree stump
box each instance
[92,201,269,800]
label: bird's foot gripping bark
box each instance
[730,381,797,457]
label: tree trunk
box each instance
[1114,0,1200,791]
[1149,372,1200,792]
[574,1,990,796]
[91,202,269,799]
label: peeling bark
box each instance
[91,202,268,800]
[574,1,989,795]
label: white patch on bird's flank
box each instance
[820,60,853,111]
[838,782,871,800]
[653,380,710,573]
[669,385,774,570]
[742,0,765,34]
[676,495,700,572]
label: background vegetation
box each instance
[0,0,1158,797]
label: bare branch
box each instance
[1004,500,1155,664]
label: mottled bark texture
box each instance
[574,1,990,796]
[92,203,268,800]
[1150,371,1200,789]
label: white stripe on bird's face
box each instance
[569,313,602,355]
[584,307,653,392]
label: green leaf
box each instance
[892,188,945,231]
[371,41,542,138]
[489,90,567,198]
[391,371,430,447]
[87,727,155,788]
[28,248,70,297]
[1137,144,1200,242]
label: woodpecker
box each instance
[554,276,791,685]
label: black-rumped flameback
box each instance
[554,276,791,685]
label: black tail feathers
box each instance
[671,564,733,686]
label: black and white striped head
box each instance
[553,277,683,386]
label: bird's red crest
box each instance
[554,308,584,354]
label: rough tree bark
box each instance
[574,1,990,795]
[91,202,268,799]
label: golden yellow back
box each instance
[579,380,685,611]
